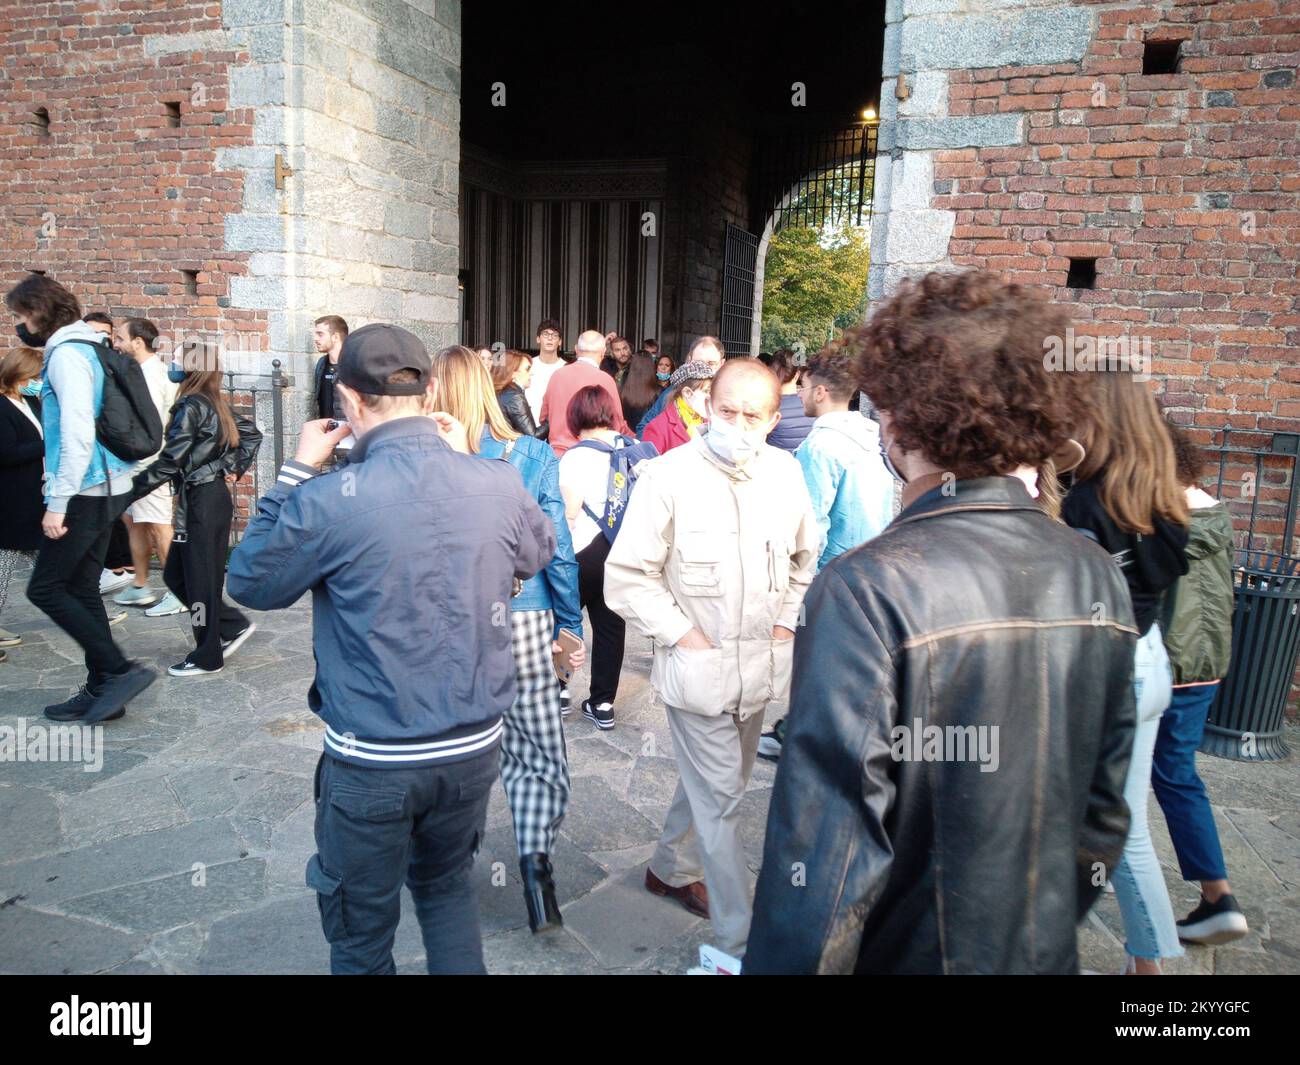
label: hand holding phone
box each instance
[552,628,584,683]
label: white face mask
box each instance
[682,387,710,419]
[705,410,770,467]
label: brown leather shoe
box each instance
[645,868,709,918]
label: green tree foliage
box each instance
[761,219,870,356]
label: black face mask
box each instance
[15,323,49,348]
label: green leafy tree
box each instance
[761,217,870,356]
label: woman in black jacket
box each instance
[492,348,548,439]
[132,366,262,677]
[1062,370,1189,975]
[0,347,47,658]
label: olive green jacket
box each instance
[1162,503,1234,685]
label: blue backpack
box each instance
[571,434,659,543]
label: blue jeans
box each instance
[1110,625,1185,961]
[307,748,498,975]
[1152,682,1227,883]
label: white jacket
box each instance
[604,436,819,721]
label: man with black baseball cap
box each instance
[228,322,557,975]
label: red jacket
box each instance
[642,398,694,455]
[541,358,630,456]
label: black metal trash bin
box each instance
[1199,551,1300,761]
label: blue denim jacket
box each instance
[795,411,896,571]
[479,430,583,640]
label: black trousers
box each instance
[576,533,625,707]
[27,492,132,690]
[163,479,248,670]
[310,749,498,975]
[104,516,133,570]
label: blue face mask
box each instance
[656,372,670,382]
[20,378,42,397]
[167,364,188,384]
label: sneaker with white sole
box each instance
[99,569,133,595]
[108,609,128,627]
[114,584,162,607]
[582,700,615,730]
[145,591,185,617]
[559,686,573,718]
[221,623,257,661]
[168,658,223,677]
[1177,894,1248,945]
[0,628,21,648]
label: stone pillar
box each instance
[868,0,1096,301]
[220,0,461,416]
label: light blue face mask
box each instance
[20,378,41,397]
[656,372,671,382]
[167,364,188,384]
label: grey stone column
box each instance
[220,0,462,469]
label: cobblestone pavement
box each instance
[1,578,1297,975]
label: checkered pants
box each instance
[501,609,571,857]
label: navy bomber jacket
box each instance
[227,417,556,768]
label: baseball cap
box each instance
[337,323,430,396]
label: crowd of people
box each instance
[1,267,1250,974]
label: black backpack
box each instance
[68,340,164,462]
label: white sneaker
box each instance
[107,609,128,627]
[99,569,133,595]
[0,628,21,648]
[168,658,223,677]
[145,592,185,617]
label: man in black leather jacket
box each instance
[745,271,1137,975]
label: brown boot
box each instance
[645,868,709,918]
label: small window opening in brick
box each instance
[164,100,182,128]
[1066,258,1097,290]
[1142,39,1182,76]
[33,107,50,135]
[180,269,199,296]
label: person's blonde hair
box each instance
[431,345,519,454]
[1074,372,1189,534]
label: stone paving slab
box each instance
[1,576,1298,975]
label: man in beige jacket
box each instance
[604,358,818,958]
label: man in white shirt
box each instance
[524,318,567,424]
[111,318,182,613]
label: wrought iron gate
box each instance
[720,222,759,356]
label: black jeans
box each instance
[27,492,131,690]
[576,534,625,707]
[163,479,248,670]
[308,748,499,975]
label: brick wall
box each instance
[934,0,1299,552]
[1,0,266,360]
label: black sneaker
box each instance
[168,659,223,678]
[1177,893,1248,945]
[582,700,615,730]
[44,685,97,721]
[220,623,257,660]
[559,685,572,718]
[82,662,157,723]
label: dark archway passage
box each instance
[459,1,886,358]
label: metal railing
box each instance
[223,359,291,546]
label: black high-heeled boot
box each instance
[520,853,563,934]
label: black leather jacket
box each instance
[497,383,548,440]
[132,395,262,541]
[745,477,1137,975]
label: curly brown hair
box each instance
[1165,417,1206,488]
[843,270,1084,479]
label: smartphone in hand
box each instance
[553,628,583,683]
